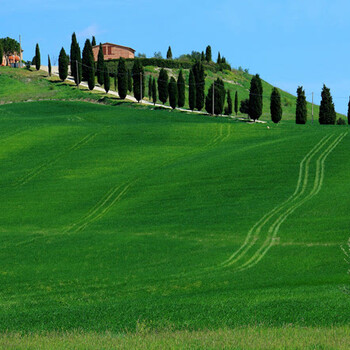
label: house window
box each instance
[108,46,112,55]
[103,46,107,55]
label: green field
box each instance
[0,68,349,347]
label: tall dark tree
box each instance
[189,69,196,111]
[86,48,95,91]
[240,98,250,114]
[97,43,105,86]
[35,43,41,71]
[296,86,307,124]
[319,84,336,125]
[177,69,185,108]
[270,87,282,123]
[91,36,96,47]
[70,33,82,85]
[217,52,221,64]
[48,55,52,76]
[82,39,94,82]
[205,45,212,62]
[234,91,238,116]
[201,51,205,61]
[225,90,233,115]
[114,70,117,91]
[128,69,133,92]
[168,77,178,109]
[347,97,350,125]
[249,74,263,120]
[152,78,157,105]
[103,64,110,93]
[0,43,3,66]
[205,78,226,115]
[132,59,145,102]
[158,68,169,104]
[117,57,128,99]
[148,76,152,99]
[192,62,205,111]
[166,46,173,60]
[58,47,68,81]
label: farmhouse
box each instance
[92,43,135,61]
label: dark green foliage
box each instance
[168,77,178,109]
[86,50,95,91]
[82,39,94,82]
[58,47,69,81]
[240,98,250,114]
[192,62,205,111]
[117,58,128,99]
[205,45,212,62]
[0,37,20,65]
[234,91,238,115]
[189,69,196,111]
[270,87,282,123]
[103,64,110,93]
[205,78,226,115]
[97,43,105,86]
[0,43,3,64]
[167,46,173,60]
[201,51,205,61]
[91,36,96,47]
[177,70,185,108]
[152,78,157,105]
[217,52,221,64]
[225,90,232,115]
[348,98,350,125]
[48,55,51,76]
[35,43,41,71]
[158,68,169,104]
[296,86,307,124]
[319,84,336,125]
[148,76,152,99]
[337,117,346,125]
[132,59,145,102]
[249,74,263,120]
[31,56,36,65]
[70,33,82,85]
[128,69,133,92]
[114,71,117,91]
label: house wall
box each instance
[92,44,135,61]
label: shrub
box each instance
[336,117,346,125]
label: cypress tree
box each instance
[132,59,145,102]
[128,69,133,92]
[347,98,350,125]
[270,87,282,123]
[177,69,185,108]
[205,45,212,62]
[148,76,152,99]
[114,70,117,91]
[0,44,3,66]
[249,74,263,120]
[35,43,41,71]
[97,43,105,85]
[58,47,68,81]
[91,36,96,47]
[240,99,250,114]
[296,86,307,124]
[189,69,196,111]
[82,39,94,82]
[103,64,110,93]
[205,78,226,115]
[201,51,205,61]
[319,84,336,125]
[117,57,128,99]
[70,33,82,85]
[166,46,173,60]
[192,62,205,111]
[225,90,233,115]
[168,77,178,109]
[158,68,169,104]
[152,78,157,105]
[234,91,238,115]
[217,52,221,64]
[86,46,95,91]
[48,55,51,76]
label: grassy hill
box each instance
[0,67,349,348]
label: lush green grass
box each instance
[0,68,349,347]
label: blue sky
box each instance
[2,0,350,114]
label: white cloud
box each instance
[77,24,102,39]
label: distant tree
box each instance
[166,46,173,60]
[70,33,80,85]
[337,117,346,125]
[0,43,3,65]
[153,51,163,59]
[132,59,145,102]
[35,43,41,71]
[117,57,128,99]
[103,64,110,93]
[148,76,152,99]
[205,78,226,115]
[225,90,233,115]
[217,52,221,64]
[82,39,94,82]
[128,69,133,92]
[240,98,250,115]
[152,77,157,105]
[319,84,336,125]
[296,86,307,124]
[91,36,96,46]
[249,74,263,120]
[192,61,205,111]
[97,43,105,85]
[58,47,68,81]
[270,87,282,123]
[189,69,196,111]
[137,53,147,58]
[158,68,169,104]
[234,91,238,115]
[48,55,52,76]
[32,56,36,66]
[348,97,350,125]
[205,45,212,62]
[177,69,185,108]
[86,47,95,91]
[201,51,205,61]
[168,77,178,109]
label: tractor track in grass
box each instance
[221,132,347,272]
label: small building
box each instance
[1,51,23,67]
[92,43,135,61]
